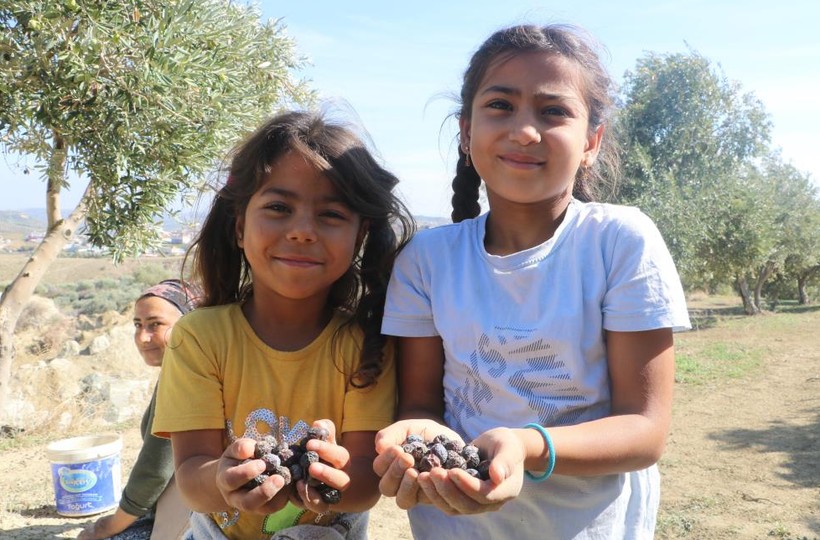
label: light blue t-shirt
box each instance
[382,200,691,540]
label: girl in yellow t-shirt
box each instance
[153,110,414,539]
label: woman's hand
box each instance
[216,437,290,515]
[76,508,138,539]
[289,420,351,515]
[373,419,462,509]
[417,427,525,515]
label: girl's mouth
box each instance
[500,153,545,169]
[276,256,321,267]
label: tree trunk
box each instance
[0,135,89,425]
[46,133,68,228]
[735,274,759,315]
[796,266,819,305]
[797,275,809,305]
[753,261,775,312]
[0,204,87,425]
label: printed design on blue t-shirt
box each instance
[507,337,584,425]
[451,327,584,431]
[450,333,498,435]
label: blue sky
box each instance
[1,0,817,217]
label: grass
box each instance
[0,253,184,286]
[766,524,814,540]
[0,416,141,453]
[656,495,722,538]
[675,341,764,384]
[656,298,820,539]
[672,298,819,385]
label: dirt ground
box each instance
[0,301,818,539]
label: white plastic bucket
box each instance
[46,434,123,517]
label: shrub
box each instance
[41,276,144,316]
[131,262,177,287]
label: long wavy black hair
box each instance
[184,110,415,387]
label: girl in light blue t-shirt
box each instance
[373,23,690,540]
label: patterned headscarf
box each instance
[138,279,199,315]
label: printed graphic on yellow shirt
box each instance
[227,408,311,446]
[223,408,322,536]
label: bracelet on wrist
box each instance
[523,422,555,482]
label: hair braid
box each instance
[450,148,482,223]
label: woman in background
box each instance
[79,279,198,540]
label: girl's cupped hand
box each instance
[217,438,291,515]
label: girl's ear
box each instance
[582,124,605,167]
[458,116,471,152]
[235,215,245,249]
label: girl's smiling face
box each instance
[236,151,364,305]
[460,51,603,208]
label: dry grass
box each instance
[657,299,820,539]
[0,253,183,286]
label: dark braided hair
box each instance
[451,24,620,222]
[184,110,415,388]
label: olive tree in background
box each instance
[0,0,313,424]
[615,50,775,313]
[763,157,820,305]
[616,50,820,313]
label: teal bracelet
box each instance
[523,423,556,482]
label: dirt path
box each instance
[1,308,817,539]
[656,316,820,539]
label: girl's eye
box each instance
[543,106,569,117]
[266,202,290,213]
[321,209,348,221]
[487,100,512,111]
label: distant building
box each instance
[169,230,194,245]
[25,232,45,243]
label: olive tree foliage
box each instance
[615,50,775,313]
[762,157,820,305]
[699,166,783,314]
[0,0,313,424]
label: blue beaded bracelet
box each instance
[523,423,556,482]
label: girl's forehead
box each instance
[479,51,586,92]
[260,151,345,198]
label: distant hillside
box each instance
[0,208,450,235]
[0,208,202,236]
[0,209,48,235]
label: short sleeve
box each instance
[341,339,397,433]
[602,209,691,333]
[382,237,439,337]
[152,320,226,438]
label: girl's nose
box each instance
[287,215,318,243]
[136,329,151,343]
[509,112,541,146]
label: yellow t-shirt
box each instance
[153,303,396,539]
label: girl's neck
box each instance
[242,293,333,352]
[484,193,571,256]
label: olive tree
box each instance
[616,50,773,311]
[0,0,313,423]
[763,157,820,305]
